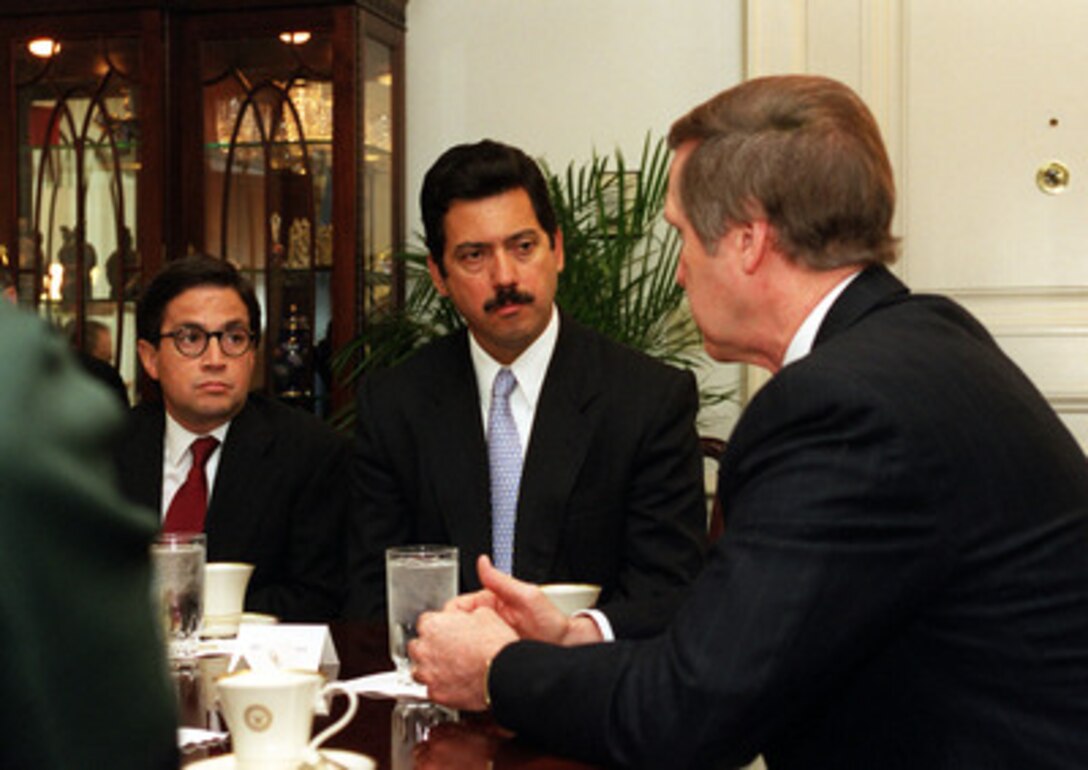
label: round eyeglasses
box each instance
[158,324,256,358]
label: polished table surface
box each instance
[181,621,602,770]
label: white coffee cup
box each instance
[540,583,602,616]
[217,668,358,770]
[203,562,255,638]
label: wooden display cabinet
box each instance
[0,0,406,413]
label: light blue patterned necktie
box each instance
[488,368,521,574]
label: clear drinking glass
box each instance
[386,545,458,682]
[391,700,459,770]
[151,532,206,661]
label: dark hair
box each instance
[668,75,898,269]
[136,254,262,346]
[65,318,109,347]
[420,139,558,275]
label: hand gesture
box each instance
[474,555,604,646]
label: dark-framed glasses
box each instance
[158,324,255,358]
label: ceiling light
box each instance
[278,31,312,46]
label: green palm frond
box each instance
[548,135,703,368]
[332,252,461,383]
[328,253,462,429]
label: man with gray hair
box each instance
[409,75,1088,769]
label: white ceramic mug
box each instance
[217,668,359,770]
[203,562,255,638]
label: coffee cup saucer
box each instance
[200,621,240,640]
[200,612,278,639]
[240,611,278,625]
[187,748,375,769]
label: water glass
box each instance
[151,532,206,661]
[391,700,459,770]
[386,545,458,681]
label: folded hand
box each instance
[409,604,517,711]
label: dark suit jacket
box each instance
[346,314,707,638]
[489,266,1088,769]
[0,304,177,770]
[116,392,349,622]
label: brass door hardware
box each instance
[1036,161,1070,194]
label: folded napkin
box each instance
[340,670,429,700]
[178,727,228,752]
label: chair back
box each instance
[699,436,727,544]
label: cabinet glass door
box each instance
[363,34,395,317]
[199,30,334,412]
[14,33,144,395]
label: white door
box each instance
[746,0,1088,451]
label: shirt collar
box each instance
[470,304,560,408]
[782,271,861,367]
[164,412,231,467]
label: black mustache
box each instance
[484,286,535,313]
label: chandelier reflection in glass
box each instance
[214,79,332,153]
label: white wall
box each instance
[745,0,1088,451]
[405,0,744,238]
[404,0,745,436]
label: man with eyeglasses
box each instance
[115,254,347,621]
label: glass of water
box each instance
[391,699,459,770]
[386,545,458,682]
[151,532,206,662]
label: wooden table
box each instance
[180,622,601,769]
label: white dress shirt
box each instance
[161,413,230,520]
[782,270,862,367]
[469,305,560,451]
[468,308,616,641]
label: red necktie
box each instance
[163,437,220,533]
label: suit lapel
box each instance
[515,319,601,582]
[205,398,274,556]
[425,333,492,580]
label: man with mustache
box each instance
[115,255,348,622]
[346,140,707,641]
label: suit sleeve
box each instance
[491,366,949,768]
[345,373,413,619]
[599,368,707,638]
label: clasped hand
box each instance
[408,555,602,710]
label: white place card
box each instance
[231,623,340,682]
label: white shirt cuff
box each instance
[577,608,615,642]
